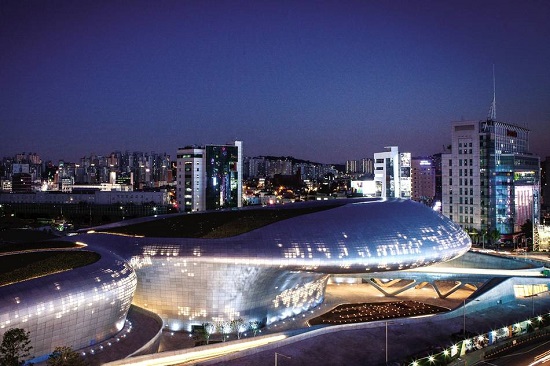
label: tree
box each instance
[203,322,216,345]
[0,328,32,366]
[520,219,534,250]
[192,326,207,346]
[216,321,231,342]
[47,346,87,366]
[231,318,246,339]
[521,220,533,239]
[249,321,261,337]
[489,228,500,246]
[466,227,478,245]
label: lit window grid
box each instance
[132,260,329,331]
[513,283,549,298]
[112,201,470,274]
[0,252,137,359]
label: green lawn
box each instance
[100,203,344,238]
[0,240,81,254]
[0,251,101,287]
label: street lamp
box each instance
[531,283,538,317]
[385,321,393,365]
[463,299,480,338]
[274,352,291,366]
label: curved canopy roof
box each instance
[79,198,471,274]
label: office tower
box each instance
[177,141,242,212]
[11,173,32,192]
[431,153,444,209]
[374,146,411,198]
[442,120,540,239]
[10,163,34,192]
[411,157,436,205]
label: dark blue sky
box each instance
[1,0,549,164]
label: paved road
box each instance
[476,337,550,366]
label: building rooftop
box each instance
[98,200,346,238]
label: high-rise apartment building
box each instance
[266,157,293,177]
[243,156,336,182]
[411,157,436,205]
[346,158,374,177]
[345,160,358,175]
[442,120,540,239]
[362,158,374,177]
[243,156,266,179]
[177,141,242,212]
[374,146,411,198]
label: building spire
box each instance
[487,64,496,121]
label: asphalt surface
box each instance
[189,283,550,366]
[483,338,550,366]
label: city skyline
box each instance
[1,1,549,164]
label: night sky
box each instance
[1,1,549,164]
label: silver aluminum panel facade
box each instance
[0,198,470,356]
[82,199,471,331]
[0,248,137,360]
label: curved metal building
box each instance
[0,198,470,357]
[0,248,137,360]
[81,198,471,331]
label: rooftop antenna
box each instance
[487,64,496,121]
